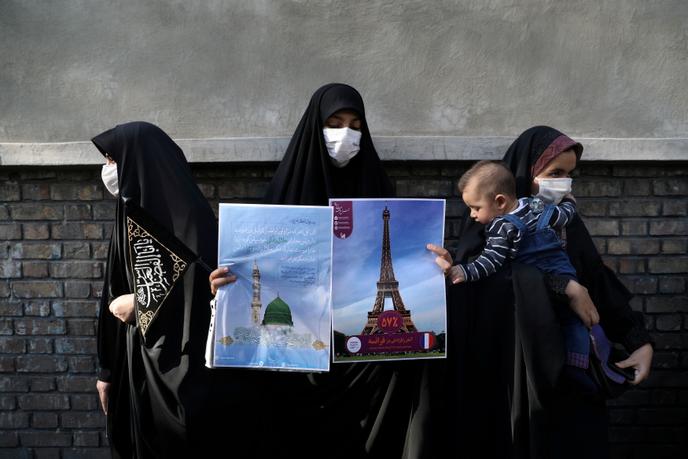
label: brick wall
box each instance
[0,161,686,458]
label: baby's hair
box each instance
[458,160,516,199]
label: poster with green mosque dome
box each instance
[206,204,333,372]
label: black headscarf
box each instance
[501,125,583,198]
[93,121,217,458]
[263,83,394,205]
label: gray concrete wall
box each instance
[1,0,687,163]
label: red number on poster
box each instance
[378,310,403,333]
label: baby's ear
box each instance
[494,194,510,210]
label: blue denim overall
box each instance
[503,205,590,369]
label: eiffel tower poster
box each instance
[330,198,447,363]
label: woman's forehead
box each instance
[327,109,360,119]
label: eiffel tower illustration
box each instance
[362,206,417,335]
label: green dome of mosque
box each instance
[262,296,294,326]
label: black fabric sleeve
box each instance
[96,295,120,382]
[97,223,131,383]
[566,214,653,352]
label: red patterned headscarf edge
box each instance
[531,134,583,178]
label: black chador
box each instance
[256,84,437,458]
[439,126,652,459]
[94,122,217,458]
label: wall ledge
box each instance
[1,136,686,166]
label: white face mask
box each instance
[535,177,572,204]
[101,163,119,197]
[322,127,361,168]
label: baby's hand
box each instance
[447,266,466,284]
[565,281,599,328]
[426,244,465,284]
[426,243,453,272]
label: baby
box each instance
[448,160,599,344]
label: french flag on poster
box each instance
[424,333,435,350]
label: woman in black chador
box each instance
[432,126,653,459]
[263,82,394,204]
[94,121,217,458]
[211,83,435,458]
